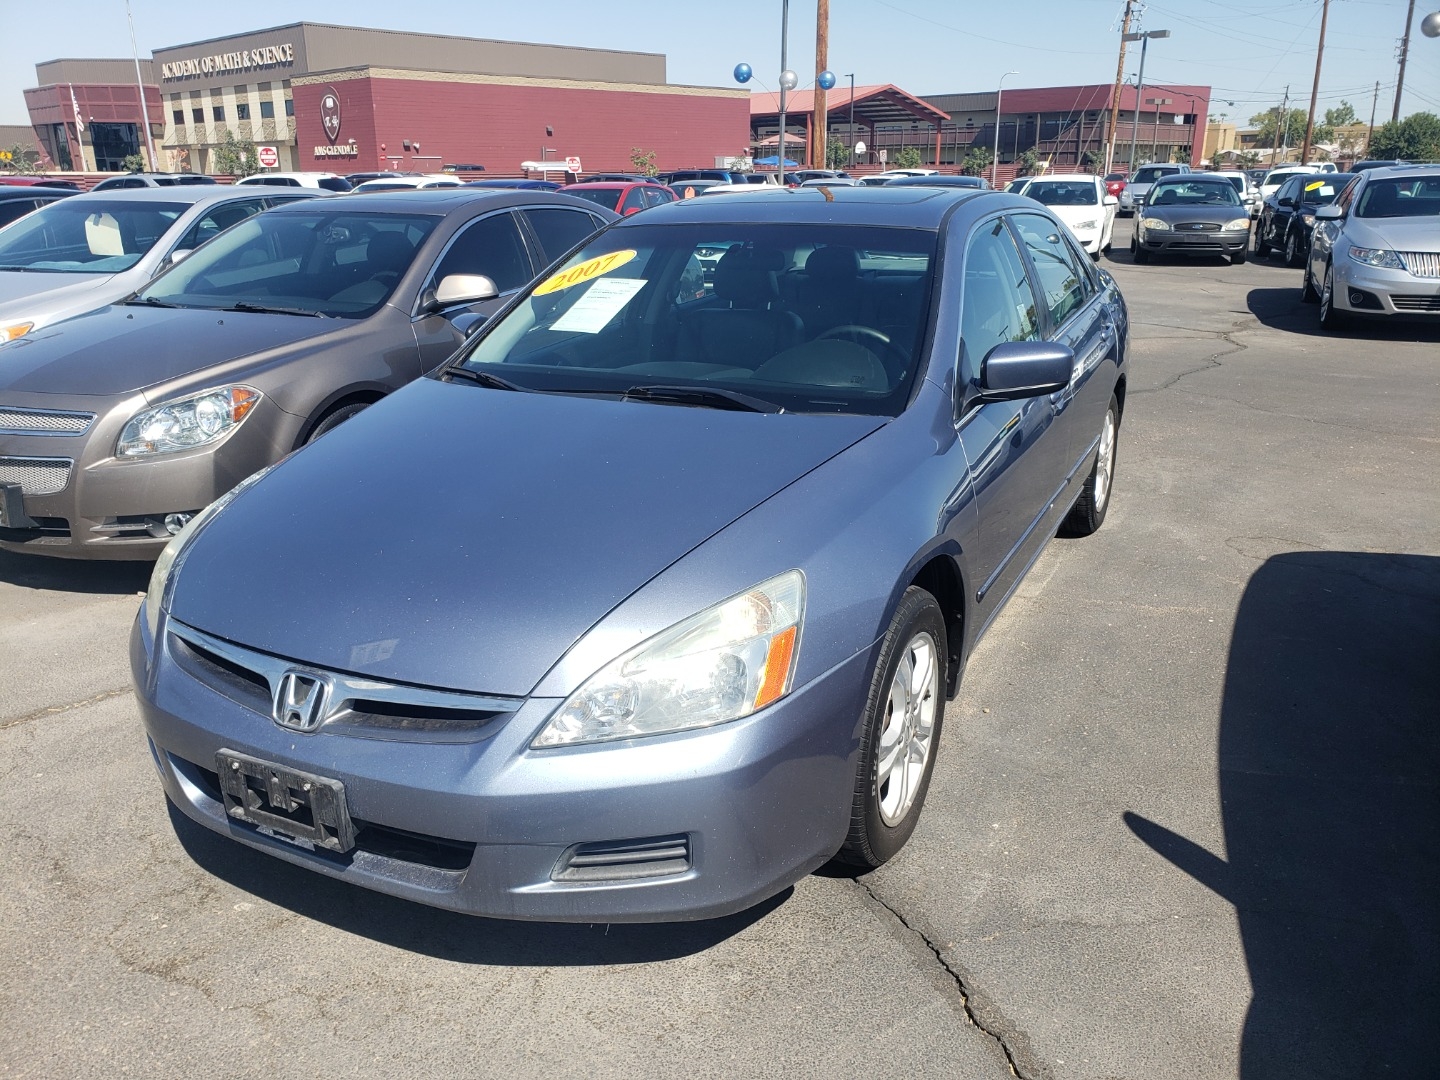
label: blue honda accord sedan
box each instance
[132,186,1129,922]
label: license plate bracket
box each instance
[216,749,356,853]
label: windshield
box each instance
[138,209,438,318]
[1024,180,1098,206]
[1355,176,1440,219]
[1223,175,1246,192]
[1148,180,1242,207]
[456,223,938,417]
[1296,177,1347,205]
[0,199,184,272]
[1264,171,1310,187]
[1132,166,1175,185]
[567,188,624,212]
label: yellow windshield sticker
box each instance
[1305,180,1325,191]
[534,250,638,295]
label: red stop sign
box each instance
[257,146,279,169]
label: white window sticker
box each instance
[550,278,646,334]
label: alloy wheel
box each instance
[875,631,939,827]
[1094,408,1116,512]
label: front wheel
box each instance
[1060,396,1119,537]
[1284,229,1304,268]
[1254,222,1271,258]
[1230,249,1248,265]
[835,587,947,869]
[1132,240,1151,264]
[1318,262,1348,331]
[306,402,370,444]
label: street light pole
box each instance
[848,73,856,164]
[1123,29,1169,170]
[126,0,157,170]
[778,0,791,184]
[992,70,1018,187]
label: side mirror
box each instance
[1278,196,1296,208]
[449,311,488,338]
[978,341,1073,402]
[622,206,642,216]
[430,273,499,310]
[1103,194,1118,206]
[1314,205,1342,220]
[169,248,193,265]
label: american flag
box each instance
[69,84,84,132]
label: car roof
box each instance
[0,186,76,199]
[1154,171,1234,182]
[612,184,995,228]
[61,186,281,206]
[240,171,341,179]
[1021,173,1101,183]
[563,182,638,190]
[264,188,604,217]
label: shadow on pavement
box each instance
[1246,285,1440,342]
[0,549,151,595]
[1126,551,1440,1077]
[168,801,789,963]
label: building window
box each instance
[260,100,275,120]
[172,110,184,126]
[213,105,225,122]
[284,98,294,117]
[236,102,250,121]
[192,108,204,124]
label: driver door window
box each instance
[960,218,1042,384]
[430,211,532,295]
[1010,214,1093,329]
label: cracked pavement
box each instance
[2,218,1437,1079]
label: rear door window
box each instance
[521,207,603,266]
[431,211,533,294]
[174,198,269,251]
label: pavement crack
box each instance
[1131,326,1250,396]
[0,687,133,731]
[853,877,1044,1079]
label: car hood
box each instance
[1039,203,1106,228]
[1142,204,1248,223]
[0,304,334,398]
[169,377,886,697]
[1345,217,1440,252]
[0,269,115,322]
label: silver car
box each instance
[1117,163,1190,216]
[1304,166,1440,330]
[0,188,319,343]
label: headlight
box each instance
[1073,219,1098,231]
[1349,246,1404,270]
[1140,217,1169,232]
[0,322,34,343]
[118,385,261,457]
[1222,218,1251,231]
[142,464,275,640]
[533,570,806,748]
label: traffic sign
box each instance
[565,156,582,174]
[257,146,279,169]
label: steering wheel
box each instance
[818,324,909,373]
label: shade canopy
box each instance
[749,84,950,128]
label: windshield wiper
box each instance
[623,384,782,413]
[122,296,179,308]
[441,366,526,392]
[223,301,329,318]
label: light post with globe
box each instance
[733,0,836,182]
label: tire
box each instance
[306,402,371,444]
[1230,250,1248,265]
[835,587,947,869]
[1283,229,1303,268]
[1254,222,1271,258]
[1301,262,1320,303]
[1060,395,1119,538]
[1318,262,1348,331]
[1132,241,1151,264]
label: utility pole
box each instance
[1300,0,1330,165]
[1393,0,1416,121]
[126,0,157,170]
[812,0,829,169]
[778,0,790,185]
[1271,85,1290,165]
[1368,80,1380,156]
[1105,0,1136,173]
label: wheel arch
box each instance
[294,385,389,448]
[906,551,968,699]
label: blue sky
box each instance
[6,0,1439,126]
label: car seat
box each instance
[795,246,865,337]
[677,247,803,368]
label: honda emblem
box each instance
[273,670,331,732]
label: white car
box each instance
[236,171,352,193]
[1016,173,1117,257]
[870,169,938,180]
[351,175,463,193]
[1259,164,1321,203]
[798,177,864,187]
[1219,172,1263,217]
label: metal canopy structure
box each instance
[749,83,950,128]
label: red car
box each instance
[1104,172,1127,198]
[563,181,678,216]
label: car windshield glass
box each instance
[1297,177,1346,205]
[1132,167,1172,184]
[1148,181,1242,207]
[567,188,624,212]
[1024,181,1098,206]
[1355,177,1440,218]
[1224,175,1246,192]
[1105,173,1126,182]
[138,209,438,317]
[456,223,937,417]
[0,199,184,272]
[1264,171,1308,187]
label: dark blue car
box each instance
[133,186,1129,922]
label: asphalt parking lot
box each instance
[2,217,1436,1080]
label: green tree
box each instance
[211,130,259,177]
[628,147,658,176]
[1368,112,1440,161]
[0,144,40,174]
[1015,147,1040,175]
[825,135,849,170]
[122,153,146,173]
[1238,149,1261,170]
[960,145,993,176]
[1249,107,1311,149]
[1323,101,1357,129]
[893,146,923,169]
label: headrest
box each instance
[713,248,781,305]
[804,245,861,281]
[366,230,416,269]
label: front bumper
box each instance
[1136,227,1249,258]
[1330,254,1440,317]
[132,612,874,922]
[0,396,293,560]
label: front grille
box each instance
[1176,221,1221,232]
[1398,251,1440,279]
[1391,294,1440,312]
[0,406,94,436]
[553,835,692,882]
[0,457,72,495]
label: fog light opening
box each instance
[164,512,194,535]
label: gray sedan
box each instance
[1131,173,1253,264]
[133,186,1129,922]
[0,190,613,558]
[0,188,320,343]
